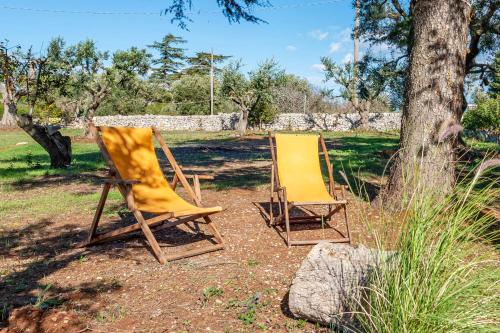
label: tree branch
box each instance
[391,0,407,17]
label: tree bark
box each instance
[382,0,471,208]
[82,109,96,138]
[358,101,370,130]
[238,109,249,136]
[17,115,72,168]
[1,101,17,128]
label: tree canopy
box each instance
[165,0,269,29]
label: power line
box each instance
[0,1,343,17]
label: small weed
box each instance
[284,319,307,332]
[203,286,224,300]
[296,319,307,329]
[78,255,88,263]
[1,304,8,322]
[33,284,53,308]
[110,278,122,289]
[247,259,259,267]
[226,298,239,308]
[25,151,42,169]
[95,311,107,323]
[236,293,263,326]
[202,286,224,306]
[238,308,256,325]
[14,282,29,293]
[182,319,191,326]
[263,287,277,295]
[95,304,125,323]
[256,322,268,330]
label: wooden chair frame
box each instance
[268,133,351,247]
[83,124,224,264]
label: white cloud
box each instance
[342,53,353,64]
[309,29,329,41]
[338,27,352,42]
[311,63,326,72]
[286,45,297,52]
[329,42,341,53]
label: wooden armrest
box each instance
[104,178,141,185]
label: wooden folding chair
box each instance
[83,124,224,264]
[268,132,351,247]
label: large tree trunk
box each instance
[1,101,18,128]
[82,109,95,139]
[17,115,72,168]
[238,109,249,136]
[382,0,470,208]
[358,101,370,130]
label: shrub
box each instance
[462,97,500,133]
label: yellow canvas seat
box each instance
[269,133,351,247]
[275,134,336,204]
[83,125,224,264]
[100,127,222,216]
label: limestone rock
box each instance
[288,242,385,327]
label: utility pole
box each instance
[210,49,214,115]
[353,0,360,108]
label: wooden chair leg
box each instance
[203,216,224,245]
[133,210,167,264]
[87,183,111,243]
[269,192,274,227]
[193,175,202,203]
[283,189,291,248]
[343,205,351,243]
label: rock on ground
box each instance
[288,242,384,327]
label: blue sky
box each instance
[1,0,362,88]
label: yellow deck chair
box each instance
[83,124,224,264]
[268,133,351,247]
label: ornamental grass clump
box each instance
[356,164,499,333]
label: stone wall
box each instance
[91,112,401,132]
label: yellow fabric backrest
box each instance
[275,133,332,203]
[99,127,198,213]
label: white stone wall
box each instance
[90,112,401,132]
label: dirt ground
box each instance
[0,136,381,333]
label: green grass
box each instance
[1,128,496,218]
[353,171,500,332]
[0,189,122,219]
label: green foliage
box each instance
[321,56,393,112]
[489,51,500,98]
[171,74,211,115]
[462,95,500,133]
[358,0,499,107]
[248,94,277,128]
[356,178,500,332]
[148,34,186,80]
[221,59,285,128]
[112,47,151,76]
[165,0,268,29]
[184,51,231,76]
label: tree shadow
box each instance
[0,211,225,325]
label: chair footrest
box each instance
[290,200,347,206]
[162,243,224,262]
[289,238,350,246]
